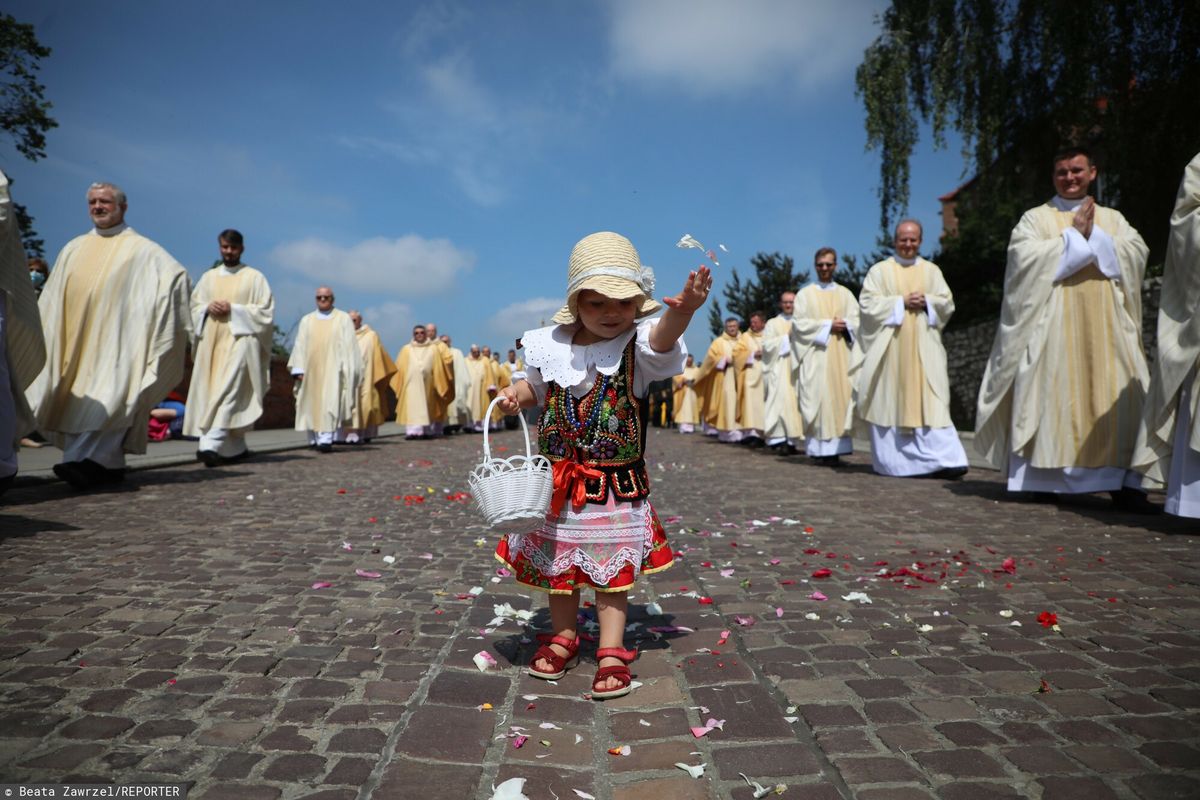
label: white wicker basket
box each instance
[468,396,554,526]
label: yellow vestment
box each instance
[352,324,397,429]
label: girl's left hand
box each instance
[662,265,713,314]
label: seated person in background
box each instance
[148,391,187,442]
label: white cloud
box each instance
[485,296,563,345]
[605,0,884,95]
[358,301,415,352]
[268,235,475,295]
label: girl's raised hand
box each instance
[496,385,522,415]
[662,265,713,314]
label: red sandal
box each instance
[591,647,638,700]
[528,633,580,680]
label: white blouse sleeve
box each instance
[632,319,688,396]
[524,365,548,406]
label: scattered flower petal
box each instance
[310,581,333,590]
[809,591,827,601]
[473,651,498,672]
[842,592,873,604]
[355,569,382,579]
[675,762,706,779]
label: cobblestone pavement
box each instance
[1,430,1198,800]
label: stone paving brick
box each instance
[611,775,710,800]
[710,742,821,778]
[1037,775,1121,800]
[857,788,937,800]
[1125,774,1200,799]
[261,752,327,781]
[912,748,1008,778]
[834,755,924,784]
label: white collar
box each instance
[94,223,129,238]
[894,255,917,266]
[1051,195,1086,212]
[315,309,334,319]
[217,264,244,275]
[815,281,836,291]
[521,322,639,388]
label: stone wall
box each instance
[944,277,1163,430]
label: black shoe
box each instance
[53,461,92,490]
[1110,487,1161,515]
[1022,491,1058,504]
[198,450,222,468]
[0,473,14,499]
[930,466,968,480]
[317,443,333,453]
[81,459,125,485]
[227,449,253,463]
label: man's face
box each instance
[814,253,837,283]
[686,354,694,367]
[440,335,451,345]
[349,312,362,330]
[426,324,438,339]
[88,188,125,229]
[749,315,765,333]
[315,288,334,313]
[413,326,427,343]
[724,319,741,337]
[1052,154,1096,200]
[470,346,480,358]
[219,237,244,267]
[481,346,492,358]
[507,349,517,363]
[894,223,922,261]
[779,292,795,315]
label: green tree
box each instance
[856,0,1200,321]
[707,252,811,336]
[2,13,57,258]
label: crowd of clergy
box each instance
[669,147,1199,519]
[0,177,532,491]
[1,146,1197,520]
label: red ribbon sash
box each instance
[549,458,604,517]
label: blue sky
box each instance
[6,0,969,357]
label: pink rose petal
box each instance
[775,607,784,618]
[809,591,827,601]
[311,581,333,589]
[355,569,382,579]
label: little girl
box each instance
[495,231,711,699]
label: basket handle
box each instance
[483,394,535,462]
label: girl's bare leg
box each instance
[534,590,580,672]
[595,592,628,691]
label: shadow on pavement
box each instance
[947,479,1198,535]
[0,513,81,541]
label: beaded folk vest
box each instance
[538,338,650,504]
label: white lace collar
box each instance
[894,255,918,267]
[815,281,836,291]
[521,322,638,388]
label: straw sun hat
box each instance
[551,231,661,325]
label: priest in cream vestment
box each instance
[795,248,861,464]
[761,292,803,454]
[185,230,274,466]
[0,170,46,493]
[734,312,767,445]
[346,310,397,444]
[288,287,362,452]
[28,183,191,489]
[1133,153,1200,518]
[443,335,473,432]
[693,318,745,442]
[975,149,1153,511]
[391,323,453,439]
[672,354,700,432]
[856,220,968,477]
[464,344,492,432]
[422,323,457,436]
